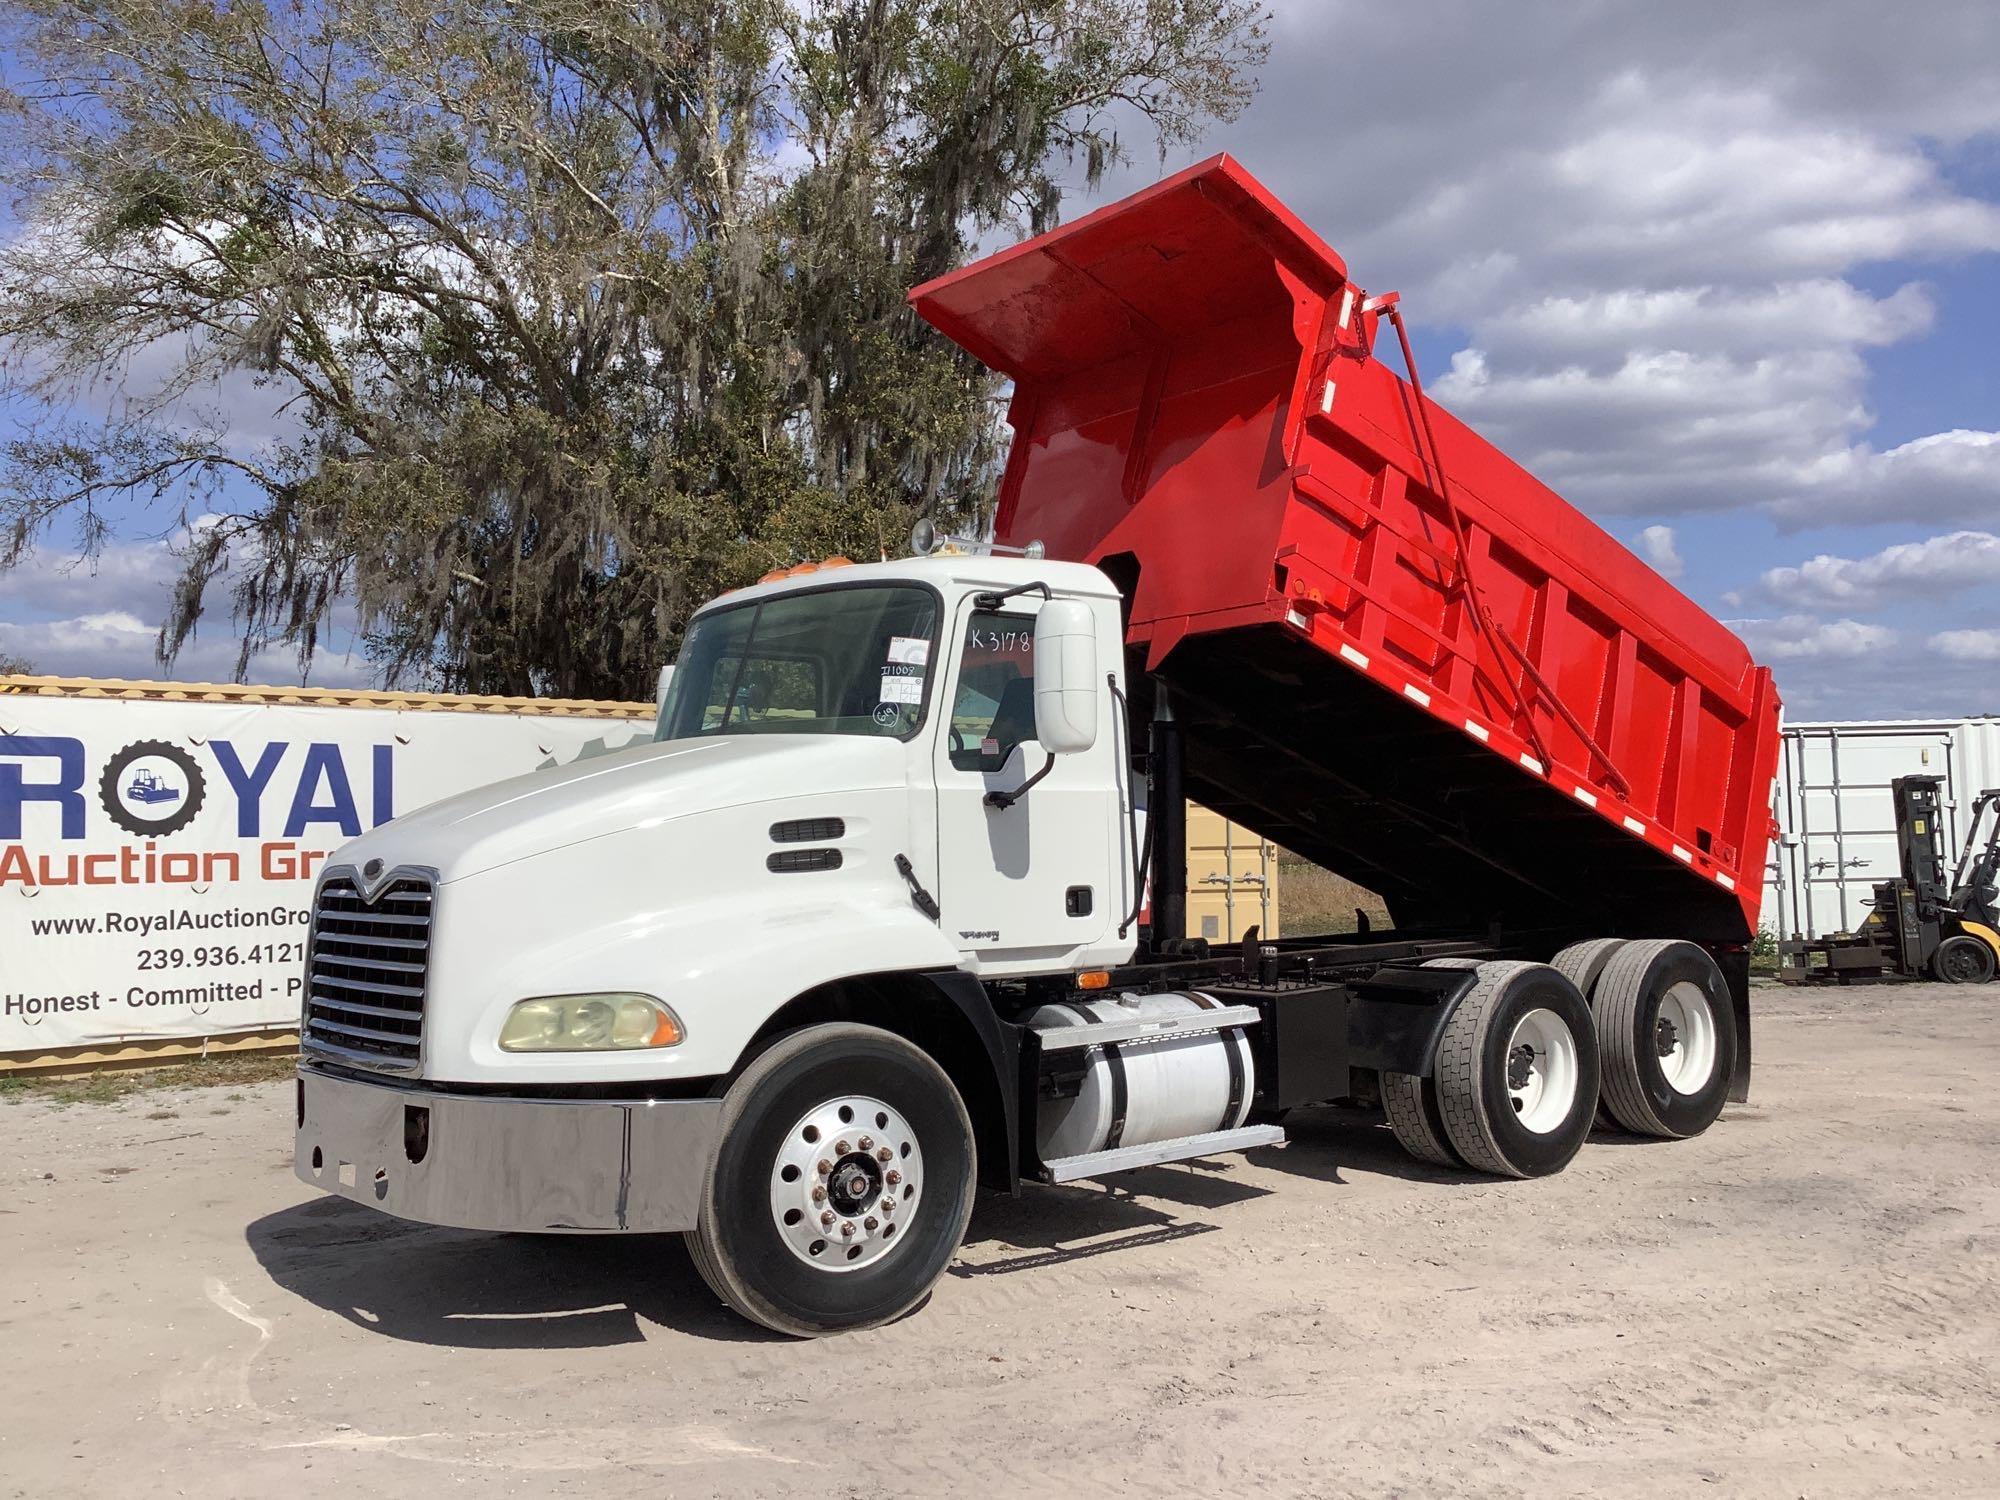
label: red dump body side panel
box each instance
[912,156,1782,941]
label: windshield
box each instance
[656,584,939,742]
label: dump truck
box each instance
[293,156,1784,1337]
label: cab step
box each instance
[1038,1122,1286,1184]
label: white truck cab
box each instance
[296,553,1221,1334]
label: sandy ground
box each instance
[2,981,1996,1500]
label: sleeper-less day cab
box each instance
[295,158,1782,1336]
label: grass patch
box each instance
[1276,850,1388,938]
[0,1049,297,1107]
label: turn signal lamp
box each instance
[1076,970,1111,991]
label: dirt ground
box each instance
[3,982,1996,1500]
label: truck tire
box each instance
[1552,937,1628,1129]
[1551,937,1625,999]
[1380,1071,1461,1168]
[687,1023,977,1338]
[1428,960,1599,1178]
[1591,939,1735,1138]
[1929,934,1997,984]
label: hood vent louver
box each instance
[771,817,845,844]
[768,847,842,874]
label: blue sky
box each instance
[2,0,1998,719]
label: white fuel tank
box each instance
[1029,992,1256,1160]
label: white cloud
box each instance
[1726,614,1895,660]
[0,527,366,687]
[1723,612,1942,717]
[1634,524,1684,578]
[0,608,370,687]
[1468,281,1933,366]
[1929,629,2000,662]
[0,534,182,619]
[1388,93,2000,317]
[1085,1,2000,526]
[1755,531,2000,609]
[1768,645,2000,720]
[1770,429,2000,528]
[1432,345,1878,514]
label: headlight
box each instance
[497,993,684,1052]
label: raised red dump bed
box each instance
[913,156,1782,946]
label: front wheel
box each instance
[687,1023,976,1337]
[1930,933,1997,985]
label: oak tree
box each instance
[0,0,1266,695]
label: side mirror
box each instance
[1033,600,1097,754]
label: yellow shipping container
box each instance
[1184,805,1280,944]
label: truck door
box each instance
[931,596,1119,972]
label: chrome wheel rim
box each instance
[769,1095,922,1272]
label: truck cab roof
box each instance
[694,552,1121,617]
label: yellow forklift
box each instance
[1780,775,2000,984]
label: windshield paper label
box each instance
[880,637,929,704]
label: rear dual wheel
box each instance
[1383,960,1600,1177]
[1380,1070,1457,1168]
[1551,937,1629,1129]
[1562,938,1735,1139]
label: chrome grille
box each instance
[303,872,432,1072]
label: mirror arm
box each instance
[972,581,1051,612]
[984,752,1056,810]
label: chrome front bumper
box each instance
[294,1066,722,1233]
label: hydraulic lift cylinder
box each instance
[1150,680,1187,948]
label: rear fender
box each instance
[1345,966,1479,1078]
[1712,944,1753,1104]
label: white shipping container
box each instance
[1765,716,2000,939]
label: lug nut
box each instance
[811,1185,826,1203]
[820,1210,836,1227]
[880,1198,895,1213]
[840,1221,856,1237]
[885,1168,902,1185]
[876,1147,893,1162]
[835,1139,851,1155]
[817,1159,832,1176]
[858,1135,874,1151]
[864,1217,879,1232]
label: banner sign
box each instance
[0,696,648,1052]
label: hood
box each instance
[334,733,909,884]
